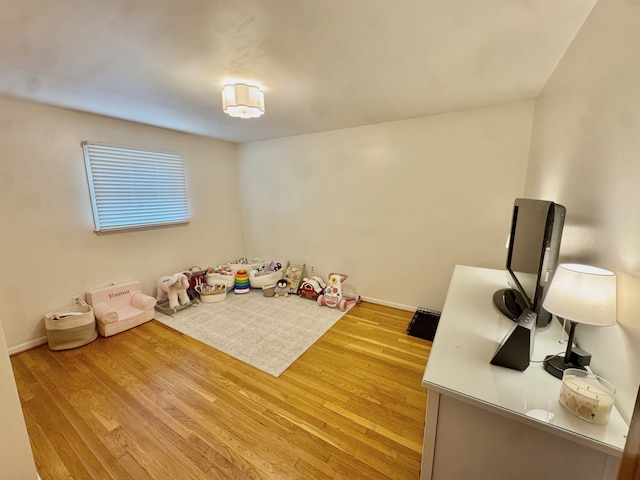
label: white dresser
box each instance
[421,265,628,480]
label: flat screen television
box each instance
[493,198,566,327]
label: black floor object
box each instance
[407,307,441,341]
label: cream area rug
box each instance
[154,290,352,377]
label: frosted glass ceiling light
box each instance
[222,83,265,119]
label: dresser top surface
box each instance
[422,265,628,453]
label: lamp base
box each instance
[543,355,586,379]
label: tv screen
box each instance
[493,198,565,327]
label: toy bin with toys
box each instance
[196,283,227,303]
[207,265,235,292]
[228,256,264,274]
[249,261,283,289]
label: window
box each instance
[82,142,190,232]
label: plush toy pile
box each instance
[154,259,362,314]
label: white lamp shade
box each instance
[542,263,616,326]
[222,83,265,119]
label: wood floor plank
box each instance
[11,301,431,479]
[27,424,74,480]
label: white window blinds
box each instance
[82,142,190,232]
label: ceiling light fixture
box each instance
[221,83,265,119]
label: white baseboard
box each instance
[6,298,415,355]
[360,295,416,312]
[8,337,48,355]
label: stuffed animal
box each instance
[157,271,191,309]
[274,278,289,297]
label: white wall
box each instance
[238,101,534,310]
[527,0,640,422]
[0,96,243,350]
[0,320,38,479]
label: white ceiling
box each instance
[0,0,596,143]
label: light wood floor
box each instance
[11,301,431,480]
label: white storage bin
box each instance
[44,302,98,351]
[250,269,284,288]
[207,272,235,292]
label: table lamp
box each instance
[542,263,617,379]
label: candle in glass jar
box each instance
[559,373,614,423]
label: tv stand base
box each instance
[492,287,525,321]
